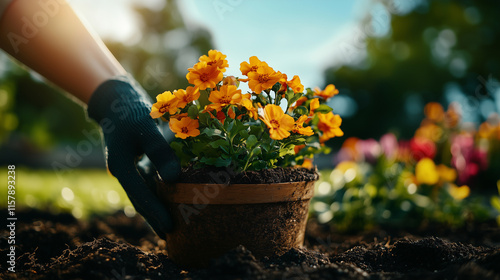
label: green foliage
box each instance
[311,157,493,232]
[324,0,500,141]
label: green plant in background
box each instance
[492,181,500,226]
[311,155,491,232]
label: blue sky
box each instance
[70,0,368,89]
[178,0,366,88]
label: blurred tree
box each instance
[325,0,500,141]
[0,0,213,164]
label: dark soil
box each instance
[1,209,499,279]
[177,166,319,184]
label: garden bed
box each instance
[1,209,499,279]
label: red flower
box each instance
[410,137,436,161]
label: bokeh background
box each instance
[1,0,499,226]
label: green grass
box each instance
[1,167,134,219]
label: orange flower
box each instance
[278,73,288,92]
[292,115,314,136]
[240,56,268,76]
[290,96,308,111]
[260,104,295,140]
[300,158,314,169]
[287,75,304,93]
[223,76,238,86]
[169,117,200,139]
[294,144,306,154]
[199,49,228,72]
[415,123,442,142]
[424,102,445,122]
[186,61,223,90]
[170,112,188,120]
[208,84,243,111]
[173,86,200,108]
[240,98,259,120]
[248,64,282,94]
[150,91,179,119]
[318,112,343,141]
[445,102,461,128]
[314,84,339,100]
[309,98,319,116]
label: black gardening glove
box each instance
[87,75,180,238]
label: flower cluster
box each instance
[150,50,343,171]
[311,101,500,231]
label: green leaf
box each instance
[289,92,303,105]
[247,135,257,149]
[239,129,249,139]
[250,160,268,170]
[214,157,232,167]
[198,112,212,125]
[251,146,262,156]
[202,127,223,137]
[279,145,295,157]
[188,105,199,119]
[293,106,309,116]
[209,139,229,149]
[315,104,333,114]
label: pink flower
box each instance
[380,133,398,160]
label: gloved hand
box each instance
[87,75,180,238]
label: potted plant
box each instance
[150,50,343,267]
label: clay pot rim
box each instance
[158,180,316,205]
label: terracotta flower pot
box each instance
[157,180,316,268]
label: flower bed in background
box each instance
[312,102,500,231]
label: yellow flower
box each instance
[173,86,200,108]
[240,56,268,76]
[449,184,470,200]
[436,164,457,183]
[199,49,228,72]
[208,84,243,111]
[292,115,314,136]
[150,91,179,119]
[318,112,343,141]
[248,64,282,94]
[186,61,223,90]
[314,84,339,100]
[169,117,200,139]
[415,158,439,185]
[261,104,295,140]
[287,75,304,93]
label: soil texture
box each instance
[1,209,499,279]
[177,166,319,184]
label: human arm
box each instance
[0,0,180,237]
